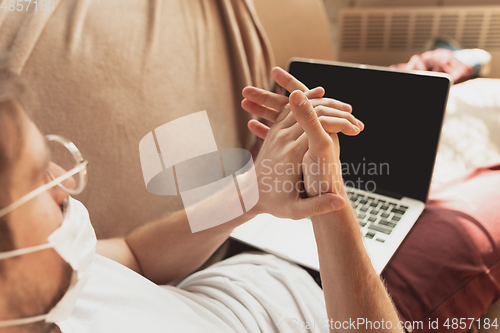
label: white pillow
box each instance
[432,78,500,186]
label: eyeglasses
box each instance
[0,135,88,218]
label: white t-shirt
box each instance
[57,253,328,333]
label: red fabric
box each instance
[382,164,500,333]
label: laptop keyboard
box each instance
[346,189,408,243]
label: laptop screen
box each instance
[288,60,451,202]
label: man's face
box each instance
[0,116,74,333]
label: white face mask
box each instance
[0,197,96,327]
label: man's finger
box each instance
[275,86,325,125]
[289,90,332,153]
[280,95,356,129]
[288,113,361,139]
[305,86,325,100]
[242,86,289,112]
[310,98,353,113]
[316,106,363,130]
[242,86,324,126]
[272,67,309,93]
[293,193,346,219]
[319,117,361,136]
[248,119,270,139]
[241,99,281,123]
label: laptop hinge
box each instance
[371,188,404,200]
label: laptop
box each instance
[231,58,452,274]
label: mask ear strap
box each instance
[0,243,53,260]
[0,314,48,328]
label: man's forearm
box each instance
[312,186,403,333]
[122,168,262,284]
[124,206,256,285]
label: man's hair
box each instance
[0,56,27,254]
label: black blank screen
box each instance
[289,61,451,202]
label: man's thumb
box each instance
[295,193,346,219]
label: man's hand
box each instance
[251,96,348,219]
[288,91,343,199]
[242,67,363,139]
[247,67,364,219]
[242,66,364,203]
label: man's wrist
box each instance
[310,181,356,227]
[235,169,263,218]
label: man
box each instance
[0,65,404,332]
[2,3,498,331]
